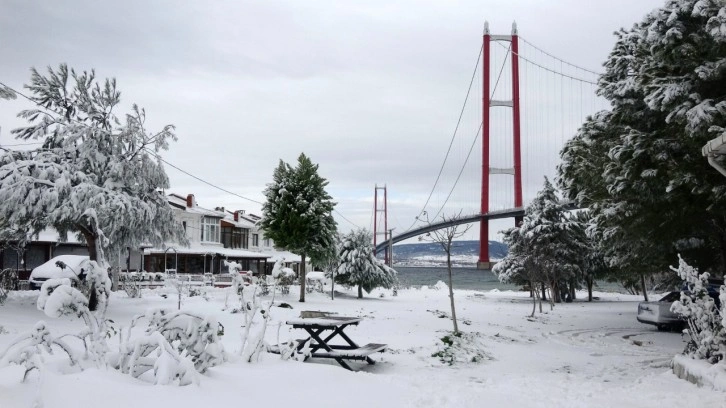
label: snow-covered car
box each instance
[637,284,723,331]
[636,292,685,331]
[28,255,91,290]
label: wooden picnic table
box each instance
[286,315,387,370]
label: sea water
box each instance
[395,266,518,291]
[394,266,627,293]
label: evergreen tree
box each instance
[571,211,610,301]
[260,153,337,302]
[336,229,397,298]
[494,225,542,316]
[0,65,187,309]
[558,0,726,284]
[494,178,585,309]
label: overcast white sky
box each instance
[0,0,663,242]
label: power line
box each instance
[2,79,361,229]
[143,148,263,205]
[334,209,360,229]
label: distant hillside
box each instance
[389,240,507,267]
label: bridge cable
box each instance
[519,37,601,76]
[495,42,598,85]
[425,43,512,225]
[404,46,483,232]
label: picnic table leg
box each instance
[306,328,354,371]
[334,328,377,365]
[296,328,328,353]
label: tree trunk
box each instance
[447,252,458,333]
[541,282,547,301]
[587,276,593,302]
[80,228,99,311]
[538,284,543,313]
[569,279,576,301]
[640,272,648,302]
[529,280,533,298]
[554,281,561,303]
[299,253,306,302]
[358,285,362,299]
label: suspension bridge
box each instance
[373,22,607,267]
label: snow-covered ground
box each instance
[1,284,723,408]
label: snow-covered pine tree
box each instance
[259,153,337,302]
[493,224,543,316]
[495,178,585,309]
[0,65,187,309]
[0,84,16,100]
[336,229,397,298]
[558,0,726,282]
[571,211,610,301]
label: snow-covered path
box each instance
[0,285,723,408]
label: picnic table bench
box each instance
[285,314,387,370]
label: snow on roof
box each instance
[144,245,272,259]
[239,213,261,224]
[268,250,302,263]
[167,193,225,218]
[33,228,84,244]
[221,211,255,229]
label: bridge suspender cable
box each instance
[404,46,483,233]
[424,43,511,227]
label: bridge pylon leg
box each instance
[479,22,522,271]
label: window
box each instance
[263,238,271,247]
[222,227,244,249]
[252,234,259,247]
[202,217,220,242]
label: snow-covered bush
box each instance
[271,259,295,295]
[670,255,726,363]
[36,276,111,365]
[431,331,491,366]
[277,268,296,294]
[117,309,226,374]
[237,284,275,363]
[0,321,80,382]
[116,331,199,386]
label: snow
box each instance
[1,286,725,407]
[29,255,90,280]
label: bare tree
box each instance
[419,211,471,334]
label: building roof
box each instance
[167,193,225,217]
[32,228,84,244]
[144,244,272,259]
[221,210,256,229]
